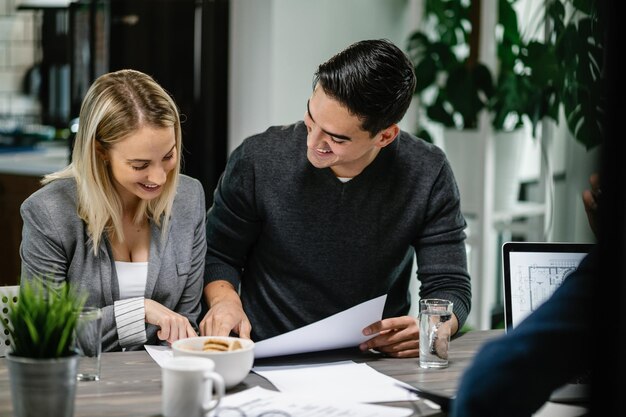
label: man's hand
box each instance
[144,299,197,345]
[359,314,459,358]
[199,280,252,339]
[582,172,601,237]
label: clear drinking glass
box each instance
[75,306,102,381]
[419,299,453,369]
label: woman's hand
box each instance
[144,299,197,344]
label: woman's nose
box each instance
[148,165,167,185]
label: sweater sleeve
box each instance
[114,297,147,347]
[204,143,263,288]
[172,178,206,330]
[20,186,70,286]
[414,157,472,329]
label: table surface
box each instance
[0,330,503,417]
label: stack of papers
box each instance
[252,360,418,404]
[208,386,413,417]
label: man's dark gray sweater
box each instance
[205,122,471,341]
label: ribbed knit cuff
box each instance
[114,297,147,347]
[204,263,241,289]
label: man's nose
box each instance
[307,125,327,146]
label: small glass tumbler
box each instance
[75,306,103,381]
[419,299,453,369]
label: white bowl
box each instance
[171,336,254,389]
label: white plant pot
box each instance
[442,128,526,214]
[441,129,486,214]
[493,129,526,212]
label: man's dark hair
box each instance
[313,39,416,137]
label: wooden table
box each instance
[0,330,503,417]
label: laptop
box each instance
[501,241,594,403]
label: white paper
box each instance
[532,402,590,417]
[254,295,387,359]
[144,344,173,367]
[252,360,419,404]
[208,386,413,417]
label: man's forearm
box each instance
[204,280,241,308]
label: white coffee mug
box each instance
[161,356,225,417]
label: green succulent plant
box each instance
[3,279,86,359]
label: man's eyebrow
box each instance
[306,99,352,141]
[127,144,176,163]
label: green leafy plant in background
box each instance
[407,0,493,134]
[4,279,86,359]
[407,0,605,149]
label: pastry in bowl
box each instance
[202,338,242,352]
[172,336,254,389]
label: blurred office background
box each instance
[0,0,600,330]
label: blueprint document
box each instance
[509,252,587,327]
[254,295,387,359]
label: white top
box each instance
[115,261,148,299]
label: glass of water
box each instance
[419,299,453,369]
[75,306,103,381]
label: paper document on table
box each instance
[532,401,589,417]
[144,345,173,367]
[252,360,419,404]
[254,294,387,359]
[208,386,413,417]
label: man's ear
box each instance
[376,124,400,148]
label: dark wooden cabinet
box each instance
[0,174,42,286]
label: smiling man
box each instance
[200,39,471,358]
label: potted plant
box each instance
[406,0,494,135]
[406,0,605,213]
[2,279,86,417]
[407,0,605,149]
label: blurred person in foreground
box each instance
[450,173,602,416]
[451,0,626,412]
[199,39,471,358]
[19,69,206,351]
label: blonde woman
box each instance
[19,69,206,351]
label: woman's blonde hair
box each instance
[44,69,182,254]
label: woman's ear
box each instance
[376,124,400,148]
[95,140,109,162]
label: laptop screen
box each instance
[502,242,593,331]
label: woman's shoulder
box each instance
[177,174,204,195]
[175,174,206,210]
[21,177,77,212]
[20,178,81,233]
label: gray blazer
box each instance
[19,175,207,351]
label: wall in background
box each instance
[228,0,420,152]
[0,0,39,119]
